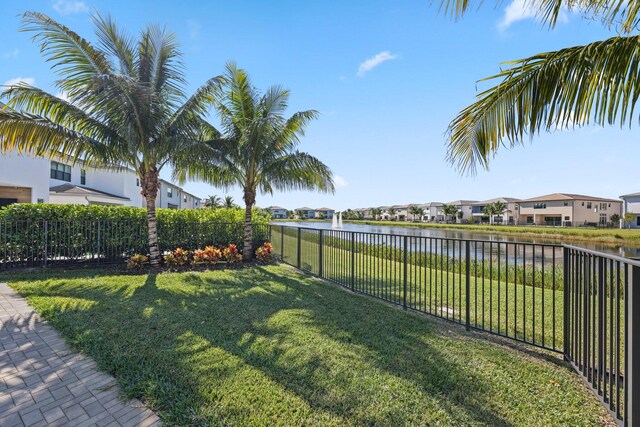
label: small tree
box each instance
[206,195,222,209]
[408,205,420,222]
[416,207,425,222]
[388,207,397,220]
[316,212,326,220]
[371,207,382,220]
[441,204,459,223]
[223,196,236,209]
[624,212,636,228]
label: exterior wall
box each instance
[0,151,50,203]
[622,196,640,229]
[518,200,622,226]
[48,193,128,206]
[316,210,334,219]
[269,209,287,219]
[158,181,181,209]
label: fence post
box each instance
[43,220,48,268]
[97,220,101,264]
[563,246,570,359]
[280,226,284,261]
[318,229,323,278]
[626,264,640,426]
[350,232,355,292]
[297,228,301,269]
[403,236,408,309]
[465,240,470,331]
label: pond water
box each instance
[274,221,640,259]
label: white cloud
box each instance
[52,0,89,15]
[357,51,398,77]
[498,0,568,30]
[2,49,19,60]
[334,175,348,188]
[2,77,35,87]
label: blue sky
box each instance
[1,0,638,210]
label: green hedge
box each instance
[0,204,272,267]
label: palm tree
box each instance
[408,205,420,222]
[483,204,496,225]
[492,201,508,225]
[416,207,425,222]
[388,207,397,220]
[223,195,236,209]
[441,0,640,174]
[0,13,222,266]
[441,204,459,223]
[206,195,222,209]
[371,207,382,220]
[188,63,334,260]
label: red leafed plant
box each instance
[255,242,273,262]
[222,244,242,264]
[193,246,222,265]
[164,247,190,267]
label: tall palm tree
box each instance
[483,204,497,225]
[0,12,222,266]
[492,201,508,224]
[416,207,425,222]
[408,205,419,222]
[441,204,459,223]
[187,63,334,259]
[388,207,397,220]
[206,195,222,209]
[440,0,640,174]
[223,195,236,209]
[371,207,382,220]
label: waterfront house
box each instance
[295,207,316,219]
[446,200,478,223]
[267,206,288,219]
[620,192,640,229]
[315,207,335,219]
[470,197,521,224]
[517,193,622,226]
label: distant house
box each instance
[470,197,521,224]
[517,193,622,226]
[422,202,443,222]
[446,200,478,223]
[315,207,335,219]
[267,206,288,219]
[391,205,409,221]
[296,207,316,219]
[621,192,640,229]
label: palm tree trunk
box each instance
[140,166,161,267]
[243,188,256,261]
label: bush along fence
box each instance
[271,224,640,426]
[0,204,271,269]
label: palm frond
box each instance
[447,35,640,174]
[93,13,135,76]
[261,151,335,194]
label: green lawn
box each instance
[4,265,611,426]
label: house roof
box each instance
[522,193,621,203]
[267,206,286,210]
[49,184,130,201]
[316,207,334,211]
[471,197,521,206]
[446,200,478,206]
[296,207,314,211]
[621,192,640,198]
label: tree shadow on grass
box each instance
[6,266,598,426]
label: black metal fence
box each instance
[0,220,271,270]
[272,224,639,426]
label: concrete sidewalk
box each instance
[0,282,160,427]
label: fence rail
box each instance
[0,220,270,270]
[272,224,639,426]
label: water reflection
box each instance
[274,221,640,259]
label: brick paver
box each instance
[0,283,161,427]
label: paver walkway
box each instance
[0,283,161,427]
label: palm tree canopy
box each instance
[0,12,221,175]
[181,62,334,201]
[439,0,640,174]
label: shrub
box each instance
[223,244,242,264]
[255,242,274,262]
[127,254,149,269]
[193,246,222,265]
[164,248,190,267]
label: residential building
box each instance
[620,192,640,229]
[391,204,409,221]
[296,207,316,219]
[470,197,521,224]
[517,193,622,226]
[267,206,288,219]
[423,202,444,222]
[446,200,478,223]
[0,150,201,209]
[315,207,335,219]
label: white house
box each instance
[0,150,201,209]
[446,200,478,223]
[470,197,521,224]
[267,206,287,219]
[315,207,335,219]
[621,192,640,229]
[296,207,316,219]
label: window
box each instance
[563,202,569,206]
[167,203,178,209]
[167,187,173,198]
[637,216,640,226]
[50,161,71,182]
[586,202,592,209]
[600,213,607,224]
[80,169,86,185]
[564,216,570,221]
[526,216,534,224]
[37,198,44,204]
[183,195,187,202]
[136,178,140,187]
[533,203,546,209]
[600,203,608,211]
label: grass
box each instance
[4,265,612,426]
[275,219,640,247]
